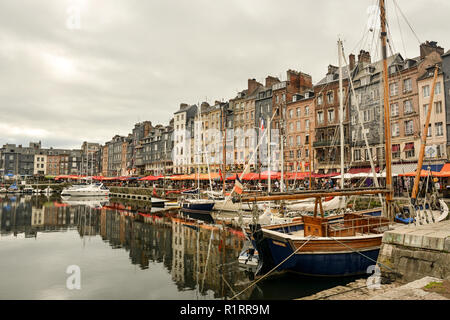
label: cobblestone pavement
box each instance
[299,277,449,300]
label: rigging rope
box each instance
[230,235,314,300]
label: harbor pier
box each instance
[378,220,450,283]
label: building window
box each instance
[427,124,432,137]
[392,144,400,159]
[317,111,324,124]
[404,120,414,135]
[305,135,309,144]
[289,122,294,132]
[423,104,429,116]
[392,122,399,137]
[436,122,443,136]
[317,95,323,105]
[297,149,302,158]
[404,100,413,114]
[437,144,444,158]
[403,78,412,93]
[327,109,335,123]
[327,91,334,104]
[289,136,293,147]
[354,149,361,161]
[296,121,301,131]
[296,135,301,146]
[289,109,293,119]
[363,109,373,122]
[296,108,301,117]
[435,101,443,114]
[391,103,399,117]
[423,85,430,97]
[405,143,415,158]
[435,82,441,95]
[389,82,398,96]
[305,106,309,115]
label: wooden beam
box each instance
[235,188,391,203]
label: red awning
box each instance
[404,143,415,151]
[259,171,281,180]
[284,172,310,180]
[398,169,439,177]
[139,175,159,181]
[311,172,340,178]
[392,144,400,152]
[348,167,380,174]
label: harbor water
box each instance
[0,195,366,300]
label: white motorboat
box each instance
[0,187,8,193]
[42,186,53,195]
[61,183,109,197]
[61,195,109,209]
[23,186,34,194]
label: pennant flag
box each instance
[235,175,244,194]
[219,169,224,181]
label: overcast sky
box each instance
[1,0,449,149]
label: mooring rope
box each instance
[230,235,314,300]
[329,236,398,274]
[220,272,238,298]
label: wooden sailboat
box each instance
[180,112,215,216]
[237,1,407,277]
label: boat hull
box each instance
[61,191,110,197]
[249,219,383,277]
[181,202,215,212]
[262,236,380,276]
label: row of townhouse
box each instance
[12,40,448,179]
[168,40,450,176]
[0,141,91,178]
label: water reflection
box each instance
[0,195,253,299]
[0,195,363,300]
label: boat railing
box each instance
[323,215,391,237]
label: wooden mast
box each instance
[338,38,345,189]
[222,105,227,193]
[411,66,439,202]
[380,0,394,217]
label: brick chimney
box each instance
[357,50,371,65]
[327,65,338,75]
[349,54,355,70]
[420,41,444,59]
[248,78,262,95]
[298,72,312,91]
[265,76,280,88]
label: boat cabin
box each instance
[303,213,390,237]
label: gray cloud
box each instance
[1,0,449,149]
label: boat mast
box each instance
[267,115,271,193]
[380,0,394,217]
[280,104,285,192]
[338,38,345,190]
[411,66,439,203]
[222,105,226,193]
